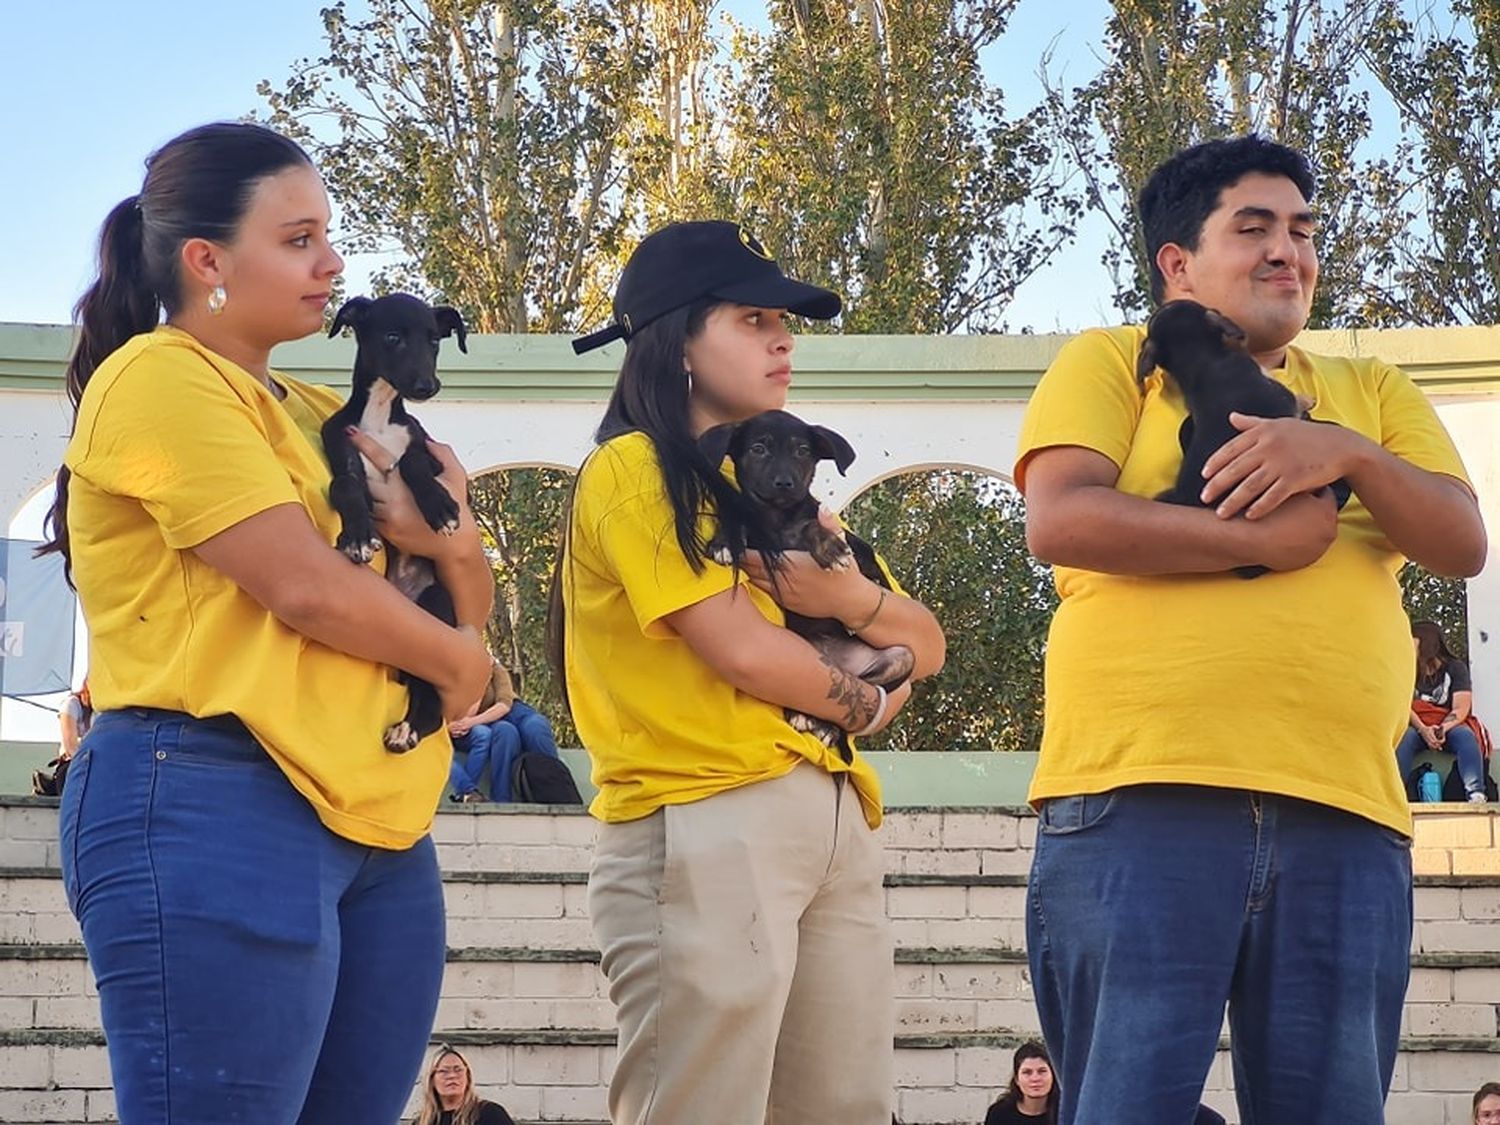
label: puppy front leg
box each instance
[397,438,461,534]
[383,581,457,752]
[324,432,383,563]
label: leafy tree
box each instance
[843,470,1057,752]
[1040,0,1383,325]
[720,0,1080,333]
[260,0,658,332]
[467,466,578,744]
[1401,563,1469,661]
[1360,0,1500,325]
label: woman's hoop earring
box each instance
[684,366,694,394]
[207,285,228,316]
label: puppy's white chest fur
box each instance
[356,379,412,471]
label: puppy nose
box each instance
[773,476,794,491]
[413,377,439,397]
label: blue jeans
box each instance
[1395,725,1484,796]
[59,710,446,1125]
[1027,785,1411,1125]
[448,704,561,800]
[449,721,513,798]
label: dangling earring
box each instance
[207,284,227,315]
[684,365,694,395]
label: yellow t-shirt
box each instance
[64,326,448,849]
[561,431,885,828]
[1015,326,1474,836]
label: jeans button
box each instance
[155,750,167,761]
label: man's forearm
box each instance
[1341,437,1486,577]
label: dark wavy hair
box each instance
[1412,619,1460,677]
[36,122,312,580]
[1138,134,1316,304]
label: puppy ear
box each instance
[698,422,740,469]
[1136,339,1160,384]
[809,425,857,475]
[434,306,469,353]
[329,296,372,339]
[1206,308,1248,349]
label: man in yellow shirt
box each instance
[1015,136,1486,1124]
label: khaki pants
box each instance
[588,763,894,1125]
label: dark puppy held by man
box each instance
[1137,298,1350,577]
[323,292,469,750]
[699,408,915,751]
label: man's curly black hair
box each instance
[1138,135,1316,305]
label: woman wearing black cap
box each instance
[553,221,945,1123]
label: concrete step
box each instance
[4,941,1496,1045]
[7,863,1500,959]
[2,1027,1497,1125]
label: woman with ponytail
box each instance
[555,222,945,1123]
[44,122,493,1123]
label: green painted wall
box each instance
[1,740,1038,807]
[5,321,1500,399]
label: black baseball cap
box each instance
[571,221,842,354]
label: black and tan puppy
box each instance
[699,409,914,754]
[323,293,468,751]
[1137,299,1349,578]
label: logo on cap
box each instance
[737,226,773,261]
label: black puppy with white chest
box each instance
[322,293,468,751]
[699,409,914,754]
[1137,299,1348,578]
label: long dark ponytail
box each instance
[37,122,312,579]
[545,301,773,706]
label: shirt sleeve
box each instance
[1373,361,1474,488]
[1014,328,1143,493]
[68,345,303,549]
[594,489,739,636]
[1449,660,1474,695]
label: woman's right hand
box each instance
[1420,724,1444,750]
[440,626,495,723]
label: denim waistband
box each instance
[94,708,249,736]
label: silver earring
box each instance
[684,366,694,393]
[207,284,227,315]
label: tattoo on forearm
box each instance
[821,653,874,729]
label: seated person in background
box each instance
[33,680,92,797]
[447,657,517,804]
[984,1041,1058,1123]
[1476,1083,1500,1124]
[1395,620,1492,804]
[414,1045,515,1125]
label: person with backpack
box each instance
[33,680,92,797]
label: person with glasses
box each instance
[414,1045,515,1125]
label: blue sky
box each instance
[2,0,1121,335]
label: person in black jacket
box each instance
[413,1045,516,1125]
[984,1041,1058,1124]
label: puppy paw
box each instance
[710,544,733,566]
[787,710,843,747]
[810,535,854,571]
[383,721,420,752]
[422,493,461,536]
[338,533,384,564]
